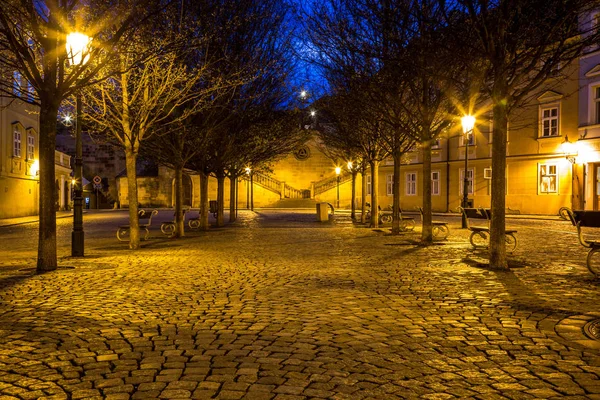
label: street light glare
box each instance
[461,115,476,134]
[310,110,316,117]
[66,32,92,66]
[300,90,307,99]
[335,166,341,175]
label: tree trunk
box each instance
[370,160,380,228]
[489,88,509,269]
[361,165,367,223]
[229,174,237,223]
[421,138,433,243]
[199,171,210,231]
[174,165,184,238]
[391,149,402,235]
[37,102,59,273]
[125,148,140,249]
[350,171,357,220]
[216,171,225,227]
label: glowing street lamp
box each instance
[245,167,253,211]
[335,167,341,208]
[461,115,476,229]
[66,32,91,257]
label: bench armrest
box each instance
[577,223,594,249]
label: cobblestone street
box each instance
[0,210,599,399]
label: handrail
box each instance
[314,172,352,196]
[252,172,282,195]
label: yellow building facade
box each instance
[0,95,72,219]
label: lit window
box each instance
[27,135,35,160]
[406,172,417,196]
[13,130,21,157]
[366,174,372,196]
[459,169,474,195]
[541,106,559,137]
[539,164,558,193]
[431,138,441,149]
[431,171,440,195]
[386,174,393,196]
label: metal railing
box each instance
[250,172,309,199]
[252,172,282,196]
[314,172,352,196]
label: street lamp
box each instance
[461,115,476,229]
[245,167,252,210]
[335,166,341,209]
[562,135,578,210]
[66,32,91,257]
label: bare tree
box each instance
[446,0,600,268]
[0,0,165,271]
[82,35,215,249]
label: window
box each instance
[27,135,34,160]
[13,130,21,157]
[431,138,441,149]
[540,106,559,137]
[539,164,558,193]
[459,168,474,195]
[12,71,21,96]
[386,174,394,196]
[366,174,372,196]
[406,172,417,196]
[595,86,600,125]
[431,171,440,195]
[460,132,475,146]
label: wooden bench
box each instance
[117,209,158,242]
[418,207,449,239]
[460,207,517,251]
[161,208,188,237]
[565,209,600,277]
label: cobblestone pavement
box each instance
[0,210,599,399]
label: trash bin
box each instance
[316,203,329,222]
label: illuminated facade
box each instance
[0,96,72,218]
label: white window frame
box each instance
[592,84,600,125]
[366,174,372,196]
[539,163,559,194]
[539,105,560,137]
[459,168,474,195]
[27,134,35,160]
[405,172,417,196]
[13,130,21,158]
[386,174,394,196]
[431,171,440,196]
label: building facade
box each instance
[0,96,72,219]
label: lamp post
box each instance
[335,166,341,208]
[562,135,578,210]
[245,167,251,209]
[66,32,91,257]
[461,115,476,229]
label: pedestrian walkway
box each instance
[0,210,598,399]
[0,211,74,227]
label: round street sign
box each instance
[93,175,101,184]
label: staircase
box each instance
[250,172,310,199]
[313,172,352,196]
